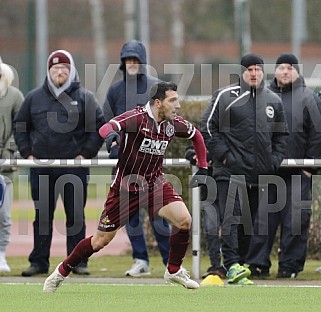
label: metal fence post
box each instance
[191,166,201,279]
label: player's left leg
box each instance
[158,201,199,289]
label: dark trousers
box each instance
[29,167,89,270]
[202,200,222,269]
[246,173,312,273]
[125,211,170,265]
[216,179,262,269]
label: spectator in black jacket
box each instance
[201,53,288,285]
[14,50,105,276]
[103,40,170,277]
[246,53,321,278]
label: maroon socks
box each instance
[57,228,190,276]
[167,227,190,274]
[59,236,96,277]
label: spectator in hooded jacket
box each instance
[103,40,170,277]
[246,53,321,278]
[14,50,105,276]
[0,58,24,272]
[201,53,288,285]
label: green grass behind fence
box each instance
[2,255,321,280]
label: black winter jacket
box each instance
[201,78,289,185]
[269,76,321,174]
[14,78,105,159]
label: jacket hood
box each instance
[119,40,147,72]
[46,49,78,97]
[0,62,14,96]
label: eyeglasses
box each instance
[50,65,70,73]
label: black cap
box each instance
[241,53,264,72]
[275,53,300,73]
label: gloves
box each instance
[105,131,120,153]
[185,146,213,166]
[185,146,196,165]
[200,185,208,202]
[189,167,208,188]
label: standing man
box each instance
[0,59,24,272]
[104,40,170,277]
[201,53,288,285]
[43,81,208,292]
[14,50,105,276]
[246,53,321,278]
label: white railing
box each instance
[0,157,318,279]
[0,158,189,167]
[1,157,320,168]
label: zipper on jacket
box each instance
[251,88,258,180]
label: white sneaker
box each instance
[43,262,65,293]
[0,257,10,272]
[125,259,151,277]
[164,267,199,289]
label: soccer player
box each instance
[103,40,170,276]
[43,81,208,292]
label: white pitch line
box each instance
[1,282,321,288]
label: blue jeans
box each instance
[125,211,170,265]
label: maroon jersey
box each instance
[109,103,196,192]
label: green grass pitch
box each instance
[0,282,320,312]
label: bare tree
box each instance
[124,0,136,41]
[89,0,107,81]
[171,0,185,64]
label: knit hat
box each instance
[48,51,71,70]
[46,50,76,97]
[241,53,264,71]
[275,53,300,73]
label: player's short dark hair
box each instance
[149,81,177,105]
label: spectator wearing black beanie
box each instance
[275,53,300,74]
[247,52,321,279]
[240,53,264,72]
[200,50,289,285]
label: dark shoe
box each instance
[21,265,48,277]
[249,265,270,278]
[276,268,297,278]
[72,266,90,275]
[202,266,226,279]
